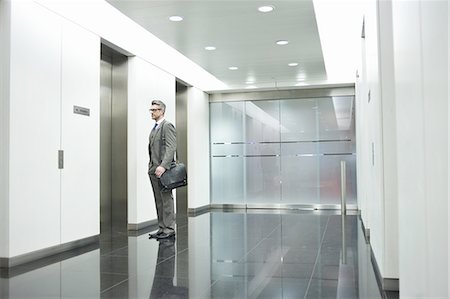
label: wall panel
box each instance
[60,20,100,243]
[9,2,62,256]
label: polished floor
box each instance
[0,210,399,298]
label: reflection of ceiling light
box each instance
[296,82,309,86]
[246,85,257,89]
[288,63,298,67]
[204,46,216,51]
[169,16,183,22]
[246,81,255,84]
[276,40,289,45]
[258,5,275,13]
[228,66,238,70]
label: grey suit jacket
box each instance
[148,120,177,176]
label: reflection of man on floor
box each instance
[149,238,188,298]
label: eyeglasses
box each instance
[149,108,161,112]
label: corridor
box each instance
[1,211,399,298]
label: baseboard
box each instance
[0,235,99,268]
[359,215,370,244]
[187,205,211,216]
[127,219,158,231]
[370,247,399,291]
[210,203,359,211]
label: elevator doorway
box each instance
[175,81,188,218]
[100,44,128,234]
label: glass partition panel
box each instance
[319,154,357,205]
[210,96,356,206]
[210,102,245,143]
[211,102,245,204]
[245,156,280,204]
[244,101,280,204]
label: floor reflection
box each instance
[0,210,398,298]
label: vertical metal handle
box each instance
[340,160,346,215]
[58,150,64,169]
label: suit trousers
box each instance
[149,174,175,233]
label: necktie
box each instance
[152,123,158,131]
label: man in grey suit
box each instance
[148,99,177,239]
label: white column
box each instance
[0,0,11,259]
[377,0,398,280]
[127,56,176,226]
[187,87,210,210]
[392,0,448,297]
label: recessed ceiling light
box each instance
[276,40,289,45]
[258,5,275,13]
[204,46,216,51]
[288,63,299,67]
[228,66,239,70]
[169,16,183,22]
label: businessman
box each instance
[148,99,177,239]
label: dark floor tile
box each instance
[385,290,400,299]
[312,264,340,280]
[210,277,247,299]
[276,263,316,279]
[100,273,129,292]
[306,278,339,299]
[100,279,129,299]
[148,276,189,299]
[100,256,129,275]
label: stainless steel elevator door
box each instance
[100,46,128,233]
[100,58,113,232]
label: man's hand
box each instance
[155,166,166,178]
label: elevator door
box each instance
[100,46,128,233]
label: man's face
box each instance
[150,105,163,121]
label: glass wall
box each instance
[210,96,356,206]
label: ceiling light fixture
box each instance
[204,46,216,51]
[288,63,299,67]
[276,40,289,45]
[228,66,239,70]
[246,85,257,89]
[258,5,275,13]
[169,16,183,22]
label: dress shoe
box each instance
[149,230,164,239]
[156,231,175,239]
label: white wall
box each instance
[60,20,100,244]
[187,87,210,209]
[6,1,100,257]
[357,0,387,278]
[357,0,399,281]
[0,0,11,258]
[127,56,176,226]
[392,0,448,297]
[9,1,62,256]
[377,0,398,280]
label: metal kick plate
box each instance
[73,105,90,116]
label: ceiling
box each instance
[107,0,358,91]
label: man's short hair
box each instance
[151,99,166,113]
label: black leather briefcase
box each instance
[160,162,187,192]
